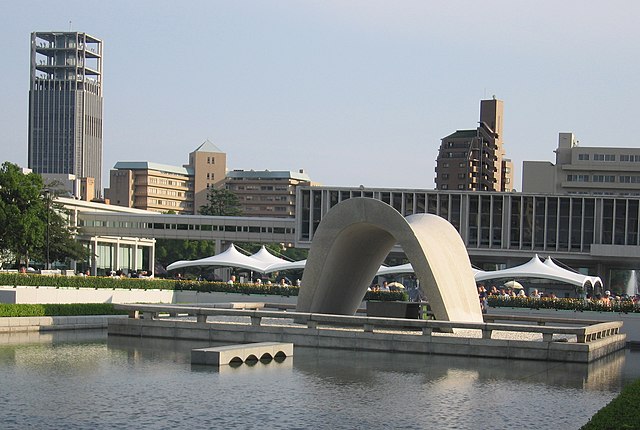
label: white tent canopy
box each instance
[543,257,603,290]
[251,246,290,266]
[376,263,484,277]
[167,244,274,273]
[169,248,596,290]
[263,259,307,273]
[376,263,413,276]
[264,260,388,275]
[474,254,600,290]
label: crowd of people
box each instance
[368,281,404,292]
[478,283,640,313]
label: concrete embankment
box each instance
[0,315,127,334]
[0,286,298,306]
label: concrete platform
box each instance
[109,304,627,363]
[191,342,293,366]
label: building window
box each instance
[621,155,630,162]
[442,162,449,168]
[441,184,448,190]
[593,175,616,183]
[593,154,614,161]
[457,173,465,179]
[207,157,211,164]
[441,174,449,180]
[578,154,589,161]
[457,184,465,189]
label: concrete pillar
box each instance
[149,242,156,278]
[132,240,139,271]
[114,238,121,272]
[91,238,98,276]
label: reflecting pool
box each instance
[1,330,639,430]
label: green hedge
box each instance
[0,303,128,317]
[581,378,640,429]
[0,273,177,290]
[0,273,407,302]
[487,296,640,313]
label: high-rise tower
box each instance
[28,32,103,197]
[435,98,512,192]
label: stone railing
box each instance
[113,303,623,344]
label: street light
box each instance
[44,189,50,270]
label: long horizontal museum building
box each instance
[296,185,640,282]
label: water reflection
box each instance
[290,346,628,391]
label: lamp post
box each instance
[44,189,50,270]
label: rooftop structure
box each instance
[523,132,640,196]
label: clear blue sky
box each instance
[2,1,639,190]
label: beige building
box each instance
[226,169,313,217]
[523,132,640,196]
[105,140,226,214]
[435,98,513,192]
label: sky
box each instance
[2,1,639,190]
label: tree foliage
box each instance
[0,162,45,265]
[155,239,218,268]
[0,162,85,267]
[199,188,243,216]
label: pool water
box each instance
[0,330,638,430]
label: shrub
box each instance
[0,273,405,302]
[0,303,128,317]
[487,296,640,313]
[581,378,640,429]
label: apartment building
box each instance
[225,169,313,218]
[105,140,226,213]
[435,98,513,192]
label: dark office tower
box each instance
[28,32,103,197]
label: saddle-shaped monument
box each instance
[296,197,483,323]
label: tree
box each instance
[0,162,85,267]
[155,239,218,268]
[0,162,46,266]
[199,188,243,216]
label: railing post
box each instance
[143,311,154,320]
[128,310,140,319]
[250,316,262,326]
[196,314,207,323]
[482,328,492,339]
[307,320,318,329]
[422,327,432,336]
[364,324,374,333]
[542,333,553,342]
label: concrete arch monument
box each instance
[297,197,483,323]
